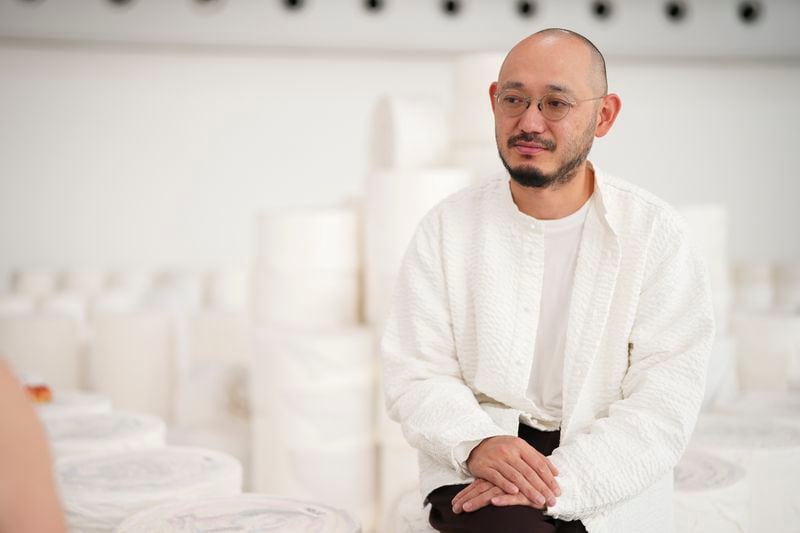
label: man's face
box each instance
[492,36,601,189]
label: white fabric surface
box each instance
[368,95,449,171]
[701,336,739,410]
[44,411,165,458]
[673,449,749,533]
[89,312,176,420]
[256,206,359,273]
[364,167,471,324]
[115,494,360,533]
[58,446,242,533]
[0,316,83,390]
[390,489,435,533]
[691,414,800,532]
[382,167,714,531]
[731,311,800,391]
[36,390,112,421]
[252,270,359,328]
[452,53,503,146]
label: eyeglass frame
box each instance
[494,89,607,121]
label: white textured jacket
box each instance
[381,166,714,533]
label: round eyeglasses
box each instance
[495,90,605,121]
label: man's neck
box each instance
[510,163,595,220]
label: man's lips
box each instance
[513,142,548,155]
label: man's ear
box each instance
[489,82,499,113]
[595,93,622,138]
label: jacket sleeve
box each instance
[546,214,715,521]
[381,211,511,475]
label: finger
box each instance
[482,467,520,497]
[511,457,557,507]
[452,480,492,513]
[521,449,561,496]
[491,492,543,509]
[462,485,505,513]
[497,462,546,508]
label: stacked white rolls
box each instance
[690,414,800,532]
[251,327,375,529]
[0,316,83,390]
[673,450,749,532]
[89,312,176,420]
[730,312,800,391]
[115,494,360,533]
[701,337,739,410]
[368,96,449,171]
[391,488,434,533]
[44,411,165,458]
[41,292,89,326]
[60,269,107,297]
[253,207,360,327]
[732,262,774,311]
[717,390,800,427]
[775,262,800,312]
[364,167,471,324]
[57,447,242,533]
[205,269,250,313]
[677,205,732,336]
[36,390,112,421]
[0,293,35,317]
[11,268,57,302]
[149,270,205,316]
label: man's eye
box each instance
[502,95,525,105]
[546,98,569,108]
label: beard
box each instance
[498,122,596,189]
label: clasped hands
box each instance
[451,436,561,514]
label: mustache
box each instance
[507,133,556,151]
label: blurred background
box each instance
[1,1,799,532]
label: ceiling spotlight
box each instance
[738,1,762,24]
[664,1,688,22]
[107,0,136,6]
[283,0,303,11]
[364,0,384,12]
[442,0,461,16]
[591,1,613,20]
[517,0,536,18]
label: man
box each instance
[382,28,713,532]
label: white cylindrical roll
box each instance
[731,311,800,391]
[390,488,434,533]
[41,292,89,325]
[450,143,504,185]
[92,289,145,316]
[174,359,247,428]
[251,427,376,524]
[256,206,360,273]
[0,316,82,390]
[732,262,774,311]
[368,95,449,171]
[364,167,471,324]
[717,391,800,427]
[379,440,421,533]
[106,269,153,295]
[190,312,253,365]
[690,414,800,532]
[60,269,107,295]
[252,270,360,328]
[37,390,112,421]
[701,336,739,411]
[58,447,242,533]
[89,313,176,421]
[12,268,57,300]
[44,411,166,458]
[115,494,360,533]
[0,293,36,317]
[205,269,250,312]
[673,449,748,533]
[253,326,373,391]
[775,262,800,312]
[149,270,206,315]
[452,53,504,146]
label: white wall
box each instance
[0,42,798,271]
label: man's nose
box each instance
[517,103,548,134]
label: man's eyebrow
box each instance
[500,81,525,91]
[545,83,575,96]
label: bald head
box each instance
[500,28,608,96]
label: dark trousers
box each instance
[426,424,587,532]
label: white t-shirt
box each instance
[520,197,591,431]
